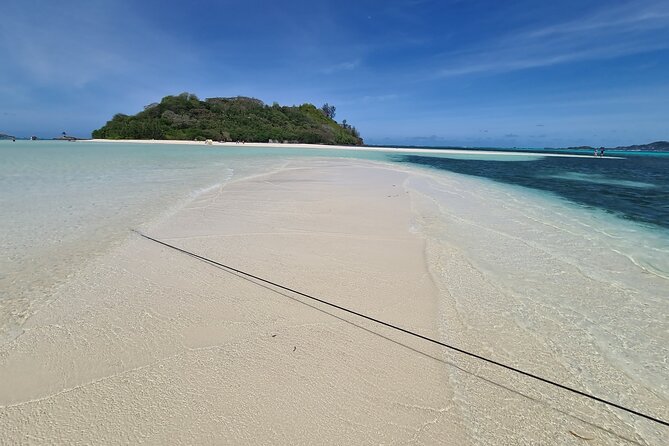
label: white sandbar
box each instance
[89,138,620,159]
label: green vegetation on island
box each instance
[92,93,363,145]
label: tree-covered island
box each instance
[92,93,363,145]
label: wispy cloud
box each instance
[528,2,669,37]
[321,59,361,74]
[436,0,669,77]
[361,93,399,103]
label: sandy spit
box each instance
[88,138,614,158]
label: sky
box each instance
[0,0,668,147]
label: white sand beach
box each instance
[0,157,666,444]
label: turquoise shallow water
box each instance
[1,140,667,334]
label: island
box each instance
[92,93,363,145]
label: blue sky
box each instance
[1,0,667,147]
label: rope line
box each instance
[134,230,669,428]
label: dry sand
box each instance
[0,159,662,444]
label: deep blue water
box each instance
[395,152,669,230]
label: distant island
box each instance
[92,93,363,145]
[612,141,669,151]
[0,133,16,140]
[566,141,669,152]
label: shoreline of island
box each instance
[88,138,623,159]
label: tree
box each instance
[321,103,336,119]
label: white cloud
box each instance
[321,59,361,74]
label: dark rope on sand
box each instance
[134,229,668,429]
